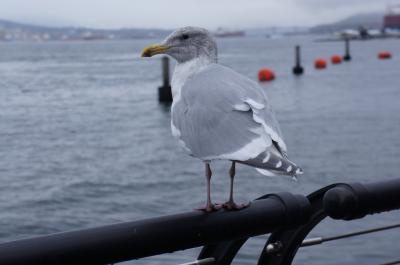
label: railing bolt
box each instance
[265,241,283,254]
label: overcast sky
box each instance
[0,0,387,29]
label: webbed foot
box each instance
[220,201,250,211]
[196,203,221,212]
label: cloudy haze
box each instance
[0,0,387,29]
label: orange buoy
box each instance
[314,58,327,69]
[378,51,392,59]
[258,68,275,82]
[331,55,342,64]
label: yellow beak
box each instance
[141,44,169,57]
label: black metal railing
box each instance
[0,179,399,265]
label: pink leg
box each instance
[196,162,219,212]
[222,162,250,211]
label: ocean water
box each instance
[0,36,400,265]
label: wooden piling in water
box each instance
[158,56,172,102]
[292,45,304,75]
[343,38,351,61]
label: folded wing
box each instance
[171,64,302,176]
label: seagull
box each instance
[142,27,303,212]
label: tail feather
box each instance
[237,148,303,177]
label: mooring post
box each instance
[343,38,351,61]
[158,56,173,102]
[292,45,304,75]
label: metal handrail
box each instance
[256,179,400,265]
[323,179,400,220]
[0,179,399,265]
[0,193,310,265]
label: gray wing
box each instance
[172,64,301,175]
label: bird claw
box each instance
[220,201,250,211]
[195,203,221,213]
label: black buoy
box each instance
[158,56,173,102]
[292,45,304,75]
[343,38,351,61]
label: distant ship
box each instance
[384,4,400,29]
[214,28,245,38]
[317,3,400,42]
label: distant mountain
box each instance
[0,19,44,30]
[310,12,384,33]
[0,19,171,41]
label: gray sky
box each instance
[0,0,387,29]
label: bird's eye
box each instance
[181,34,189,40]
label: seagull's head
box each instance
[141,27,217,63]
